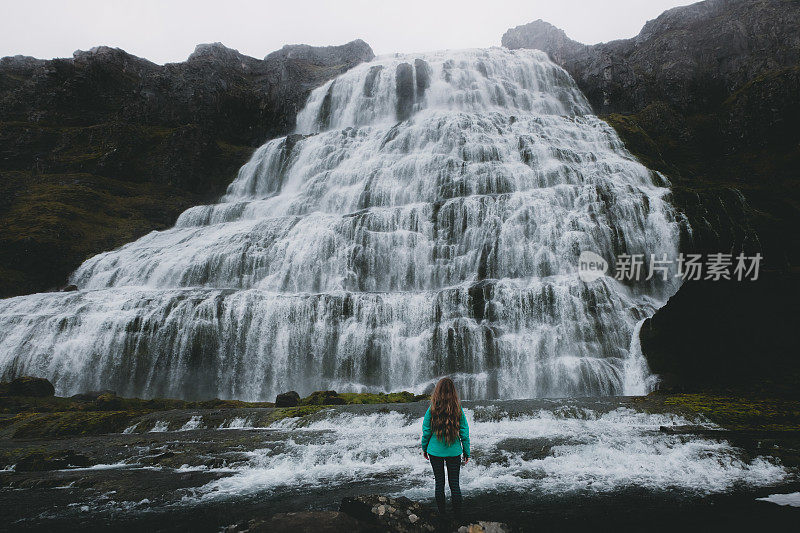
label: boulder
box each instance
[340,494,447,532]
[70,389,116,401]
[300,390,346,406]
[93,392,124,410]
[7,376,55,397]
[275,390,301,407]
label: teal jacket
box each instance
[421,407,470,457]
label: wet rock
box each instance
[363,65,384,97]
[60,284,78,292]
[14,450,90,471]
[414,58,431,99]
[395,62,415,121]
[317,81,337,130]
[93,393,124,410]
[6,376,55,397]
[275,390,301,407]
[70,389,117,401]
[341,494,440,533]
[300,390,346,406]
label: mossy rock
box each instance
[663,393,800,431]
[338,391,427,404]
[10,410,137,439]
[300,391,346,406]
[5,377,55,398]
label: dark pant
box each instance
[429,454,462,515]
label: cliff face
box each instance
[0,40,374,297]
[503,0,800,392]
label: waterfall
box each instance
[0,48,680,400]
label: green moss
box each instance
[339,391,428,404]
[0,390,424,437]
[663,393,800,431]
[9,411,136,439]
[264,405,327,425]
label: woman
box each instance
[420,377,470,517]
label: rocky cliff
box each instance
[503,0,800,392]
[0,39,374,297]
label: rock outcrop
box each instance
[0,40,373,297]
[502,0,799,262]
[503,0,800,391]
[275,390,300,407]
[1,376,56,397]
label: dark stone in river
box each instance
[14,450,90,471]
[275,390,301,407]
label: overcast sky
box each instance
[1,0,696,64]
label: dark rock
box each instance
[502,0,800,266]
[300,390,346,406]
[275,390,301,407]
[395,63,415,121]
[70,389,116,401]
[363,65,383,97]
[414,59,431,99]
[93,392,124,410]
[14,450,90,471]
[7,376,55,397]
[503,1,800,116]
[340,494,438,533]
[640,273,800,394]
[60,284,78,292]
[0,39,374,298]
[317,81,337,130]
[241,511,374,533]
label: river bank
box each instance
[1,385,799,531]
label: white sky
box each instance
[0,0,696,64]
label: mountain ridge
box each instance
[0,39,374,297]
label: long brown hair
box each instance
[430,377,461,445]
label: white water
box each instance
[0,48,680,400]
[192,406,788,500]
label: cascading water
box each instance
[0,48,680,400]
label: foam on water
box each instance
[149,421,170,433]
[178,416,204,431]
[757,492,800,507]
[192,407,788,501]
